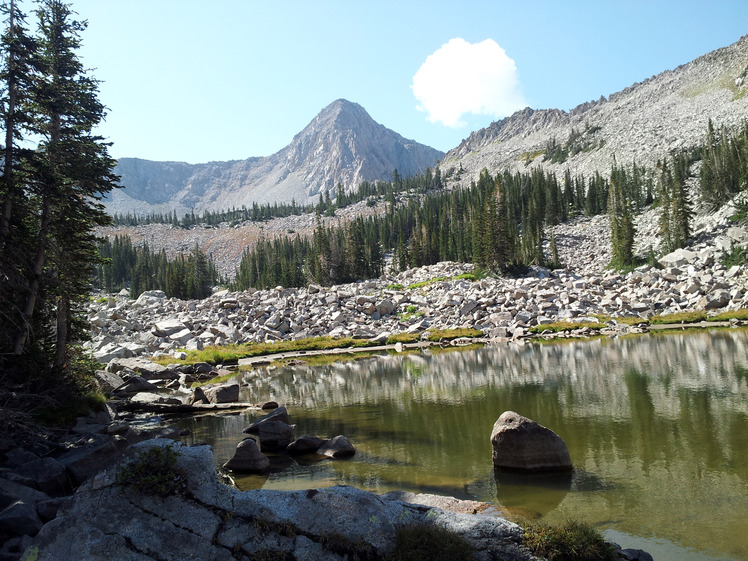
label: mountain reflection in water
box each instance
[177,330,748,561]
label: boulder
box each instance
[0,500,43,537]
[202,382,240,404]
[317,435,355,458]
[699,290,731,310]
[222,438,270,473]
[286,436,327,455]
[153,318,187,336]
[490,411,572,473]
[111,375,157,397]
[93,342,131,364]
[257,421,295,452]
[57,435,129,487]
[243,406,290,434]
[10,458,70,496]
[93,369,125,394]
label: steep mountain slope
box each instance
[441,35,748,187]
[105,100,444,216]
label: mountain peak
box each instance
[107,100,444,216]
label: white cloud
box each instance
[412,38,527,127]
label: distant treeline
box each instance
[93,236,220,300]
[111,168,445,227]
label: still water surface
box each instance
[176,330,748,561]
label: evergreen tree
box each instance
[608,165,636,268]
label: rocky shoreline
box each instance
[87,213,748,367]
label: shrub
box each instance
[118,444,187,496]
[521,520,616,561]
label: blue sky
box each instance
[50,1,748,163]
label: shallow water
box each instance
[176,330,748,560]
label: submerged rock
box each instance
[317,435,355,458]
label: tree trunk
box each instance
[13,194,51,355]
[0,0,18,246]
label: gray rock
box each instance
[94,369,125,394]
[202,382,240,404]
[286,436,327,454]
[243,406,291,434]
[11,458,70,496]
[111,375,157,397]
[153,317,186,336]
[491,411,572,472]
[257,421,295,452]
[700,290,731,310]
[19,440,552,561]
[57,435,129,487]
[222,438,270,473]
[317,435,355,458]
[0,500,43,537]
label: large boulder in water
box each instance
[223,438,270,473]
[243,406,291,434]
[490,411,572,473]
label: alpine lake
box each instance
[173,329,748,561]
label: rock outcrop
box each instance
[23,440,536,561]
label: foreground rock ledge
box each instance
[21,440,535,561]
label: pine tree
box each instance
[608,166,636,268]
[11,1,118,372]
[669,154,693,249]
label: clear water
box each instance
[175,330,748,560]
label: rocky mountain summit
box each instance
[442,35,748,187]
[106,100,443,216]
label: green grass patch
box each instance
[406,271,482,291]
[154,336,379,366]
[521,520,616,561]
[399,305,425,321]
[426,328,483,342]
[529,320,605,334]
[386,283,404,290]
[386,332,421,344]
[272,352,377,368]
[386,523,474,561]
[407,277,447,290]
[650,311,707,325]
[118,444,187,497]
[708,308,748,322]
[593,314,649,326]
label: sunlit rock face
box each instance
[106,99,443,216]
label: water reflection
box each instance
[177,330,748,561]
